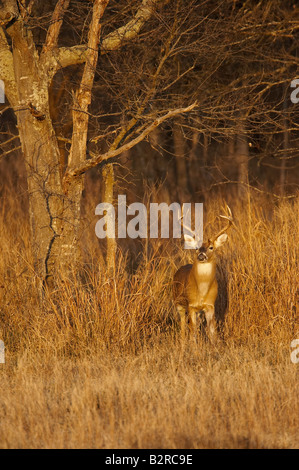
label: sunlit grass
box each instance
[0,187,298,448]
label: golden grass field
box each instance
[0,186,298,449]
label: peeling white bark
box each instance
[55,0,164,71]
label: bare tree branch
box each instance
[101,0,163,53]
[59,0,110,261]
[63,101,198,185]
[0,146,22,159]
[102,22,177,156]
[40,0,70,66]
[54,0,165,70]
[0,0,19,28]
[68,0,109,170]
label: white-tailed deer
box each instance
[173,205,232,343]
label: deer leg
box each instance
[176,305,186,342]
[188,306,198,342]
[204,304,217,343]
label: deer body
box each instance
[173,206,232,342]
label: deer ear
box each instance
[184,234,198,250]
[214,233,228,248]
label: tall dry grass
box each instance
[0,185,298,449]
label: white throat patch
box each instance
[196,262,213,277]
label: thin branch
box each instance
[0,146,22,159]
[54,0,165,70]
[40,0,70,66]
[0,106,11,115]
[63,101,198,185]
[27,0,36,16]
[209,180,297,200]
[161,64,195,93]
[0,134,20,146]
[101,0,164,53]
[67,0,109,170]
[102,21,176,154]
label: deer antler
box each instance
[212,204,233,241]
[179,205,203,249]
[180,214,196,238]
[179,205,197,238]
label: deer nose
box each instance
[198,252,207,261]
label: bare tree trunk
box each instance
[9,20,64,288]
[60,0,108,278]
[0,0,197,291]
[102,164,116,275]
[3,0,108,288]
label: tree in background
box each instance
[0,0,197,287]
[0,0,298,289]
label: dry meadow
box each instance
[0,186,298,449]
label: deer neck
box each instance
[192,259,216,286]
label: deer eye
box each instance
[209,246,214,251]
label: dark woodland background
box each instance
[0,0,298,271]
